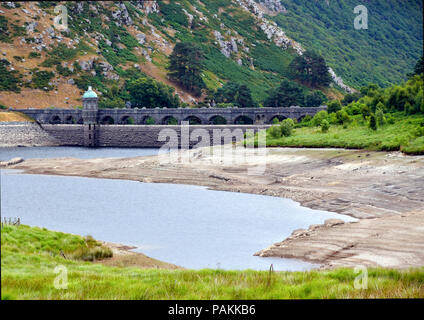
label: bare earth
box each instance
[8,146,424,269]
[99,242,180,270]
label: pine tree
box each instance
[290,51,332,88]
[214,82,257,108]
[264,80,305,107]
[168,42,205,96]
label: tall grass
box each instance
[2,225,423,299]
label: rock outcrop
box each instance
[257,0,287,14]
[234,0,355,92]
[112,2,133,26]
[214,31,240,58]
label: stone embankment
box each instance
[0,122,59,147]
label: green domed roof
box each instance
[82,86,98,98]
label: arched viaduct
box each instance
[13,106,326,125]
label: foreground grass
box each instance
[2,225,423,299]
[251,114,424,155]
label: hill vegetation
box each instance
[0,1,301,108]
[273,0,423,88]
[1,1,421,110]
[254,64,424,154]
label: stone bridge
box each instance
[13,106,326,125]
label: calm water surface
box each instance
[1,147,356,271]
[0,146,160,160]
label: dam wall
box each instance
[40,124,270,148]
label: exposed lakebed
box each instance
[1,147,356,270]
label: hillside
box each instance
[271,0,423,88]
[0,1,422,110]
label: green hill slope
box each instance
[0,1,422,110]
[272,0,423,88]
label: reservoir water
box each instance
[0,146,161,160]
[1,147,356,271]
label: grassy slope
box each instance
[0,1,325,108]
[150,0,299,102]
[0,112,33,122]
[274,0,423,88]
[2,225,423,299]
[259,114,424,155]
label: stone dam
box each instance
[3,87,326,148]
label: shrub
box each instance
[60,235,114,261]
[297,115,313,127]
[264,79,305,107]
[305,90,327,107]
[0,16,11,43]
[349,104,362,115]
[360,104,371,119]
[13,56,24,62]
[312,110,328,126]
[56,65,73,77]
[145,116,156,125]
[127,77,181,109]
[413,126,424,138]
[0,59,22,92]
[41,43,78,67]
[268,125,282,138]
[328,112,338,124]
[386,114,396,124]
[99,97,125,109]
[321,119,330,133]
[342,92,362,105]
[215,102,236,108]
[32,71,55,90]
[327,100,342,114]
[280,118,295,137]
[369,113,378,130]
[28,52,41,59]
[376,107,385,126]
[336,109,351,125]
[214,82,257,108]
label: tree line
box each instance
[98,43,422,112]
[166,42,331,108]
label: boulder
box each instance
[79,59,94,71]
[136,33,146,45]
[112,2,133,26]
[26,21,38,33]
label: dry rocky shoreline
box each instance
[4,146,424,269]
